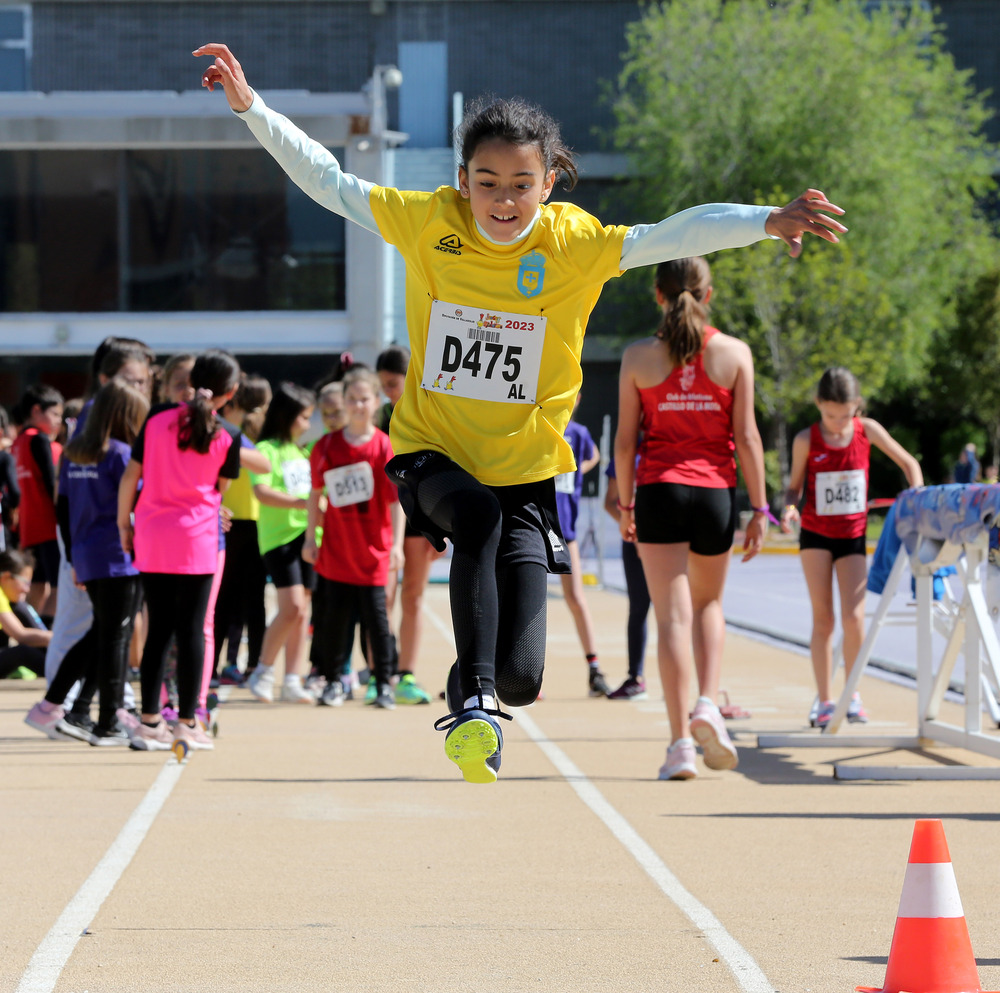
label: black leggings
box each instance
[408,465,549,706]
[213,519,266,672]
[140,572,214,721]
[621,540,651,679]
[313,577,396,688]
[45,575,142,727]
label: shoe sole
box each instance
[444,718,500,784]
[395,695,430,705]
[608,692,648,701]
[690,718,739,771]
[55,724,95,743]
[659,766,697,781]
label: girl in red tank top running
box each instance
[781,367,922,729]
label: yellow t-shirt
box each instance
[0,587,10,628]
[222,467,259,522]
[369,187,627,486]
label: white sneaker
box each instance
[690,699,739,770]
[658,739,697,780]
[247,665,275,703]
[280,679,314,704]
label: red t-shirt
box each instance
[800,419,870,539]
[310,428,397,587]
[12,427,62,548]
[636,328,736,489]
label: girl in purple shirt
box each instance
[118,350,242,753]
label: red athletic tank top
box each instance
[12,427,61,548]
[636,327,736,489]
[800,419,870,539]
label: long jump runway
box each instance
[3,582,1000,993]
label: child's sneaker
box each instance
[689,698,739,770]
[10,665,37,680]
[280,679,314,704]
[129,719,174,751]
[607,676,648,700]
[89,722,131,747]
[247,664,275,703]
[372,683,396,709]
[219,664,245,686]
[25,700,67,739]
[115,707,141,739]
[174,720,214,751]
[394,673,430,705]
[814,700,837,729]
[318,680,345,707]
[434,688,512,784]
[846,692,869,724]
[364,680,378,704]
[588,667,611,697]
[658,739,697,780]
[54,711,96,743]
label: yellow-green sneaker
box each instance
[364,680,378,704]
[394,674,431,705]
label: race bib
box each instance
[281,458,312,499]
[421,299,545,404]
[815,469,866,516]
[554,471,576,494]
[324,461,375,508]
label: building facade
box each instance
[0,0,996,406]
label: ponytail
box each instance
[177,350,241,454]
[653,257,712,367]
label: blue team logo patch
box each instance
[517,251,546,298]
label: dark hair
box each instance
[0,548,34,576]
[234,374,272,443]
[816,367,862,406]
[457,96,578,190]
[258,381,316,444]
[13,383,64,424]
[653,257,712,367]
[92,337,155,395]
[314,351,369,392]
[65,379,149,466]
[375,345,410,376]
[0,405,8,435]
[177,350,241,454]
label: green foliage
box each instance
[606,0,999,457]
[925,269,1000,465]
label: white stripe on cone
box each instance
[897,863,965,919]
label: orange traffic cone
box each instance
[857,819,997,993]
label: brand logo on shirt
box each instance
[812,453,829,463]
[679,364,696,392]
[434,234,463,255]
[517,251,546,298]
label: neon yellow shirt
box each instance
[369,187,628,486]
[222,468,259,522]
[0,587,9,626]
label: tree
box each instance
[925,269,1000,469]
[606,0,998,477]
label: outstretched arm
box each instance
[194,44,380,235]
[620,190,846,271]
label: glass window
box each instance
[125,149,345,312]
[0,148,346,313]
[0,9,24,41]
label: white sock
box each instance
[284,673,301,686]
[465,694,496,711]
[697,695,718,711]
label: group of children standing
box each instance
[14,334,438,753]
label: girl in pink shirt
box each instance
[118,350,242,753]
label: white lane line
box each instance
[423,602,774,993]
[515,710,774,993]
[16,759,185,993]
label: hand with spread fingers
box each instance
[193,43,254,113]
[765,189,847,258]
